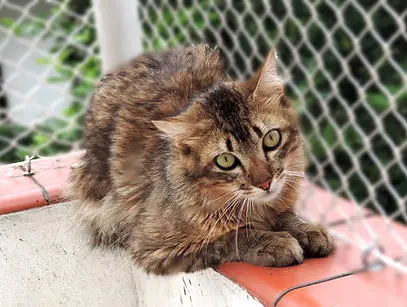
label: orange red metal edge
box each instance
[1,152,406,306]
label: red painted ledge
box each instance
[0,151,84,214]
[1,152,406,306]
[218,215,407,306]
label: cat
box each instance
[66,43,334,275]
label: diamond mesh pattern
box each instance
[1,0,406,272]
[0,0,98,163]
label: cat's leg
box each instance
[276,212,334,257]
[188,229,304,272]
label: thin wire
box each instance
[19,154,51,205]
[27,174,51,206]
[273,261,384,307]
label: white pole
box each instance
[92,0,143,74]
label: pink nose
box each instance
[257,178,272,191]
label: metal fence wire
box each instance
[0,0,406,273]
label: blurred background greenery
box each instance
[0,0,406,222]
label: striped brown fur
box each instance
[65,44,333,275]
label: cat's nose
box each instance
[256,178,272,191]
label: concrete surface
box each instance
[0,203,260,307]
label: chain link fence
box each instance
[0,0,406,272]
[0,0,97,163]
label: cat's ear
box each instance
[152,119,189,139]
[252,50,284,99]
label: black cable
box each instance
[273,262,384,306]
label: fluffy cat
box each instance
[66,43,333,275]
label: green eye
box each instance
[263,129,281,150]
[215,153,237,170]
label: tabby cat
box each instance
[66,44,333,275]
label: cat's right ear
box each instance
[240,50,284,101]
[252,50,284,98]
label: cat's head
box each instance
[153,51,305,211]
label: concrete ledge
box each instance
[0,203,261,306]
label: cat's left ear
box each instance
[251,51,284,99]
[152,119,189,140]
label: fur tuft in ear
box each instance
[252,50,284,99]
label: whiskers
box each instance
[197,170,304,264]
[283,170,305,178]
[200,191,241,253]
[234,197,247,260]
[234,194,258,260]
[199,188,256,265]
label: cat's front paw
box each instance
[246,231,304,267]
[289,224,334,257]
